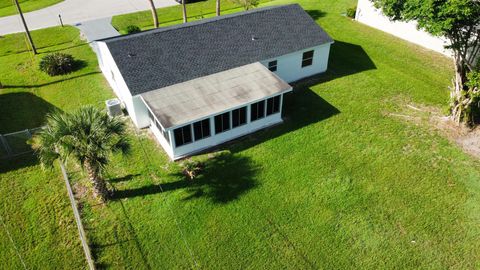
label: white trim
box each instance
[171,118,284,160]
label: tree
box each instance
[147,0,159,28]
[371,0,480,125]
[231,0,258,11]
[31,106,130,202]
[216,0,220,16]
[182,0,187,23]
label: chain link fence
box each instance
[0,127,42,159]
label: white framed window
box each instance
[301,50,314,67]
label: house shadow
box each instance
[320,40,377,84]
[207,40,375,153]
[111,152,259,204]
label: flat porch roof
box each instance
[141,62,292,129]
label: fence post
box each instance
[59,160,96,270]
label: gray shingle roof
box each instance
[102,4,333,96]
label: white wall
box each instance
[95,41,150,128]
[149,118,175,158]
[260,43,332,82]
[355,0,451,57]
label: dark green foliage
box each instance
[39,52,75,76]
[181,159,205,180]
[31,106,130,200]
[125,25,141,34]
[346,5,356,18]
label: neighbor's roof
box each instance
[102,4,333,96]
[141,62,292,128]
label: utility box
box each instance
[105,98,122,117]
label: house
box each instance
[95,4,334,160]
[355,0,451,56]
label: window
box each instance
[193,119,210,141]
[215,112,231,134]
[156,121,170,144]
[268,60,277,72]
[232,107,247,128]
[266,95,281,116]
[173,125,192,147]
[301,50,314,67]
[250,100,265,121]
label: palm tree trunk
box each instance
[147,0,159,28]
[182,0,187,23]
[216,0,220,16]
[84,161,109,202]
[450,54,469,124]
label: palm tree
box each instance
[31,106,130,202]
[147,0,159,28]
[216,0,220,16]
[182,0,187,23]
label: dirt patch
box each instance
[387,102,480,159]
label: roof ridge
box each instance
[99,4,300,43]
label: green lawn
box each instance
[0,26,113,269]
[0,26,113,134]
[1,0,480,268]
[0,0,63,18]
[111,0,271,33]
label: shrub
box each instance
[125,25,141,34]
[181,160,204,180]
[346,6,357,18]
[39,53,75,76]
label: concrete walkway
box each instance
[0,0,178,35]
[75,18,120,42]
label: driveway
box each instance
[0,0,178,35]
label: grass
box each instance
[100,0,479,268]
[0,26,113,269]
[0,0,63,18]
[0,157,86,269]
[0,26,113,134]
[111,0,271,33]
[1,0,480,268]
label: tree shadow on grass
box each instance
[0,92,60,133]
[181,152,259,203]
[0,93,60,171]
[0,155,38,174]
[111,152,259,204]
[2,71,99,89]
[39,42,88,54]
[306,10,327,20]
[108,173,141,183]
